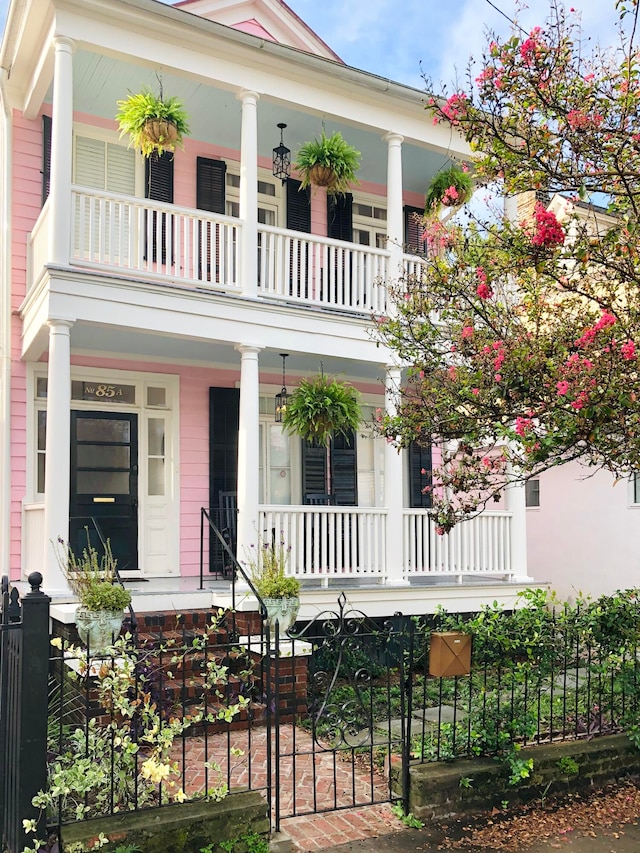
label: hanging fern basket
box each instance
[308,164,338,189]
[282,375,361,448]
[143,118,179,147]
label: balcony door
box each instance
[69,412,139,572]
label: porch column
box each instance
[505,463,530,582]
[383,364,408,586]
[236,344,262,584]
[384,132,404,311]
[238,90,259,298]
[43,318,74,592]
[49,37,75,265]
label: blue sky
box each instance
[0,0,625,89]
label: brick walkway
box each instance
[172,724,405,851]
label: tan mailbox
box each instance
[429,631,472,677]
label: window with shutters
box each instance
[258,421,292,504]
[73,133,137,260]
[404,205,427,255]
[146,152,174,264]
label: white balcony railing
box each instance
[403,510,513,580]
[70,187,242,289]
[28,188,428,311]
[259,506,387,583]
[257,225,389,314]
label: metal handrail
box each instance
[68,517,138,637]
[199,507,267,621]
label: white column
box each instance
[505,464,530,582]
[238,90,259,298]
[44,319,74,592]
[383,365,408,586]
[236,344,262,584]
[49,37,75,265]
[384,132,404,309]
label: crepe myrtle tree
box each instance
[375,0,640,533]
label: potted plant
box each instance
[115,87,190,157]
[425,164,473,214]
[56,534,131,653]
[294,130,361,195]
[246,533,300,634]
[282,374,361,448]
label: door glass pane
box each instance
[77,471,129,494]
[148,418,165,456]
[147,386,166,407]
[37,454,46,494]
[76,418,130,443]
[77,444,130,468]
[37,410,46,450]
[269,425,289,466]
[269,425,290,504]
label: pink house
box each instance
[0,0,534,619]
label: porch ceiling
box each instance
[54,50,451,196]
[68,321,387,383]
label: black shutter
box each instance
[286,178,311,232]
[145,152,174,263]
[286,178,311,296]
[404,205,426,254]
[209,387,240,572]
[330,431,357,506]
[409,441,432,508]
[42,114,52,206]
[197,158,226,282]
[302,441,328,497]
[327,193,353,242]
[197,157,226,213]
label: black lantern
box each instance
[272,123,291,185]
[275,353,289,422]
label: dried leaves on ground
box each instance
[437,780,640,850]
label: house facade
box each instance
[0,0,534,617]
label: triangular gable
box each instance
[231,18,277,41]
[174,0,343,61]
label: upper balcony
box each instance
[6,0,471,327]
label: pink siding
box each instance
[9,111,47,578]
[231,19,277,41]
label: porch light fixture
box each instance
[272,123,291,185]
[275,353,289,422]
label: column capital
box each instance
[53,36,76,54]
[47,317,75,332]
[237,89,260,105]
[235,343,262,356]
[384,131,404,146]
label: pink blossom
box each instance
[515,416,533,437]
[476,282,493,299]
[441,93,469,125]
[471,387,480,395]
[531,203,565,248]
[494,373,502,382]
[520,28,542,66]
[448,366,457,380]
[442,185,459,205]
[461,326,474,339]
[622,340,636,360]
[557,380,570,395]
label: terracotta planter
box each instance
[308,164,337,189]
[143,118,179,147]
[75,606,124,654]
[263,597,300,635]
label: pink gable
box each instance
[231,18,277,41]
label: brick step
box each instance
[153,671,256,702]
[135,608,233,631]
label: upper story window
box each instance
[225,168,282,226]
[353,198,387,249]
[74,134,136,195]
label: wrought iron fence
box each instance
[46,611,273,838]
[408,609,640,765]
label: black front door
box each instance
[70,412,139,571]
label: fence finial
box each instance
[27,571,43,593]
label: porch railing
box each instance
[257,224,389,313]
[259,506,387,582]
[403,510,513,579]
[70,187,242,289]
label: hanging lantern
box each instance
[275,353,289,422]
[272,123,291,185]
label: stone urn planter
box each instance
[263,596,300,635]
[75,606,125,654]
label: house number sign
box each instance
[74,382,135,403]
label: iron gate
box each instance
[0,573,50,853]
[271,593,413,830]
